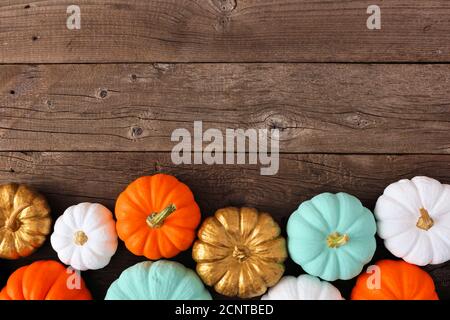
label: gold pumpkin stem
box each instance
[4,205,30,231]
[4,215,21,231]
[146,203,177,228]
[416,208,434,231]
[327,232,349,248]
[74,231,88,246]
[232,246,250,262]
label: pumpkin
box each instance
[287,192,377,281]
[0,260,92,300]
[351,259,439,300]
[105,260,211,300]
[0,183,52,259]
[261,274,344,300]
[192,207,287,299]
[115,174,201,260]
[50,203,118,271]
[375,176,450,266]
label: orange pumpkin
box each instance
[351,259,439,300]
[115,174,201,259]
[0,260,92,300]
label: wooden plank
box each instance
[1,63,450,153]
[1,152,450,219]
[1,0,450,63]
[0,151,449,299]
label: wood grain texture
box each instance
[1,0,450,63]
[1,0,449,301]
[0,151,449,299]
[1,63,450,153]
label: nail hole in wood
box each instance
[131,126,144,138]
[24,4,31,9]
[10,90,15,95]
[32,35,39,41]
[99,89,108,98]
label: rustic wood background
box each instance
[0,0,449,300]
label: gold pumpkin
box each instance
[192,207,287,298]
[0,184,52,259]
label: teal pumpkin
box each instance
[287,192,376,281]
[105,260,212,300]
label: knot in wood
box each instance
[212,0,237,13]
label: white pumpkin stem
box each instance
[326,232,349,248]
[416,208,434,231]
[74,230,88,246]
[147,203,177,228]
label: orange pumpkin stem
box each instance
[417,208,434,231]
[146,203,177,228]
[326,232,349,248]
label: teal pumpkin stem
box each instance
[146,203,177,228]
[326,232,349,248]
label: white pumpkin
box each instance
[375,176,450,266]
[51,202,118,271]
[261,274,343,300]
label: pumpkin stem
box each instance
[4,216,21,232]
[232,245,250,262]
[326,232,349,248]
[74,230,88,246]
[4,204,30,231]
[416,208,434,231]
[146,203,177,228]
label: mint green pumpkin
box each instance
[287,192,376,281]
[105,260,212,300]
